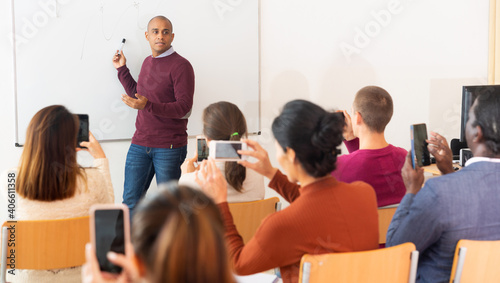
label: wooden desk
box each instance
[423,163,462,176]
[423,164,441,176]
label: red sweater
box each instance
[117,52,195,148]
[218,170,379,283]
[332,138,407,207]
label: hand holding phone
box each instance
[82,241,138,283]
[410,123,431,169]
[77,132,106,159]
[77,114,89,148]
[90,204,130,274]
[401,151,425,195]
[209,140,248,162]
[197,135,209,162]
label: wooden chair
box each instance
[299,242,419,283]
[1,216,90,283]
[449,239,500,283]
[228,197,281,244]
[378,204,398,245]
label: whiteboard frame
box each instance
[11,0,262,146]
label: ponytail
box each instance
[203,102,248,192]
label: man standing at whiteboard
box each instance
[112,15,195,212]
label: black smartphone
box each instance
[77,114,89,148]
[197,135,209,162]
[90,204,130,274]
[410,123,431,169]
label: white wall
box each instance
[0,0,489,207]
[1,1,24,182]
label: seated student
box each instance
[197,100,379,283]
[179,101,264,202]
[386,91,500,282]
[82,184,234,283]
[332,86,407,207]
[0,105,114,283]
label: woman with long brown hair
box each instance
[1,105,114,283]
[82,184,235,283]
[179,101,264,202]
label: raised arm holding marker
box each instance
[116,38,126,55]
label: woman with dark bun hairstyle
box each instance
[197,100,379,283]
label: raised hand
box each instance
[196,159,228,204]
[340,109,356,141]
[78,132,106,159]
[427,131,454,175]
[112,50,126,69]
[237,139,278,180]
[181,154,199,175]
[401,151,425,195]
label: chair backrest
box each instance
[299,242,419,283]
[449,239,500,283]
[378,204,398,244]
[1,216,89,271]
[228,197,280,244]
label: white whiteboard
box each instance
[12,0,259,144]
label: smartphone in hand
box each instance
[197,135,209,162]
[77,114,89,148]
[90,204,130,274]
[209,140,248,162]
[410,123,431,169]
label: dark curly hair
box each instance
[472,90,500,155]
[272,100,345,177]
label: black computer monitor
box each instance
[460,85,500,143]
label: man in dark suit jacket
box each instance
[386,90,500,283]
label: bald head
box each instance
[147,16,173,32]
[145,15,175,57]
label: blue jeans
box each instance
[123,143,187,211]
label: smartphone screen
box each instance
[77,114,89,148]
[94,209,126,273]
[411,124,431,169]
[197,138,209,162]
[215,142,242,159]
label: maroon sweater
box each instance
[332,138,407,207]
[117,52,195,148]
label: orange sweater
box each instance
[218,170,379,283]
